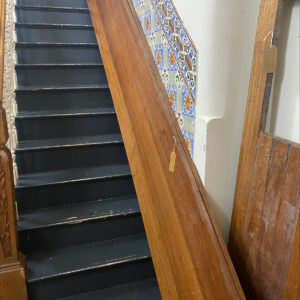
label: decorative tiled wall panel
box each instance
[132,0,197,157]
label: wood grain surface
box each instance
[87,0,245,299]
[229,0,300,298]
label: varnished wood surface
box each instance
[238,134,299,299]
[229,0,280,255]
[284,218,300,299]
[229,0,299,298]
[0,0,27,298]
[88,0,245,299]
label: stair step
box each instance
[16,85,112,112]
[19,195,139,230]
[16,23,96,43]
[19,196,143,253]
[16,42,101,64]
[17,0,88,9]
[16,142,127,175]
[16,107,115,119]
[26,235,155,299]
[16,5,92,25]
[16,175,135,212]
[58,278,161,300]
[16,164,131,188]
[27,234,150,282]
[16,110,119,141]
[16,134,123,151]
[16,64,106,87]
[16,84,108,92]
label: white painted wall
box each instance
[267,0,300,143]
[172,0,260,242]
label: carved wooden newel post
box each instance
[0,0,27,299]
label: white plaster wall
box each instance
[267,0,300,143]
[172,0,260,242]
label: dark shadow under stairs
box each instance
[14,1,160,299]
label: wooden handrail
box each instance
[87,0,245,298]
[0,0,27,299]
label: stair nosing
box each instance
[16,135,123,152]
[15,170,132,189]
[28,255,150,283]
[15,5,89,13]
[15,108,115,119]
[15,42,98,48]
[15,84,109,93]
[26,234,150,283]
[15,22,94,29]
[18,196,140,231]
[15,63,103,69]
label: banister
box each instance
[0,0,27,299]
[87,0,245,298]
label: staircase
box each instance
[14,0,160,299]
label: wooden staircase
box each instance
[13,0,160,298]
[0,0,248,299]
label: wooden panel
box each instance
[229,0,300,298]
[87,0,245,299]
[229,0,281,257]
[284,218,300,299]
[237,134,300,298]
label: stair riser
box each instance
[16,66,106,87]
[16,176,135,212]
[19,214,144,253]
[16,114,120,140]
[16,26,96,43]
[16,88,112,112]
[28,259,155,300]
[16,8,92,25]
[16,45,101,64]
[17,0,88,8]
[17,144,127,174]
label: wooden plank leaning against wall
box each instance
[0,0,27,299]
[228,0,300,299]
[87,0,246,299]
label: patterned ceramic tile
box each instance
[132,0,197,157]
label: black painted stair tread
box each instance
[16,63,103,68]
[16,164,131,188]
[16,134,122,151]
[16,107,115,119]
[16,42,98,47]
[16,84,109,92]
[26,233,150,282]
[19,195,139,231]
[58,278,161,300]
[17,0,88,8]
[15,23,94,29]
[16,5,89,12]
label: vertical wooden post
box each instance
[0,0,27,299]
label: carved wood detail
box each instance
[0,155,13,258]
